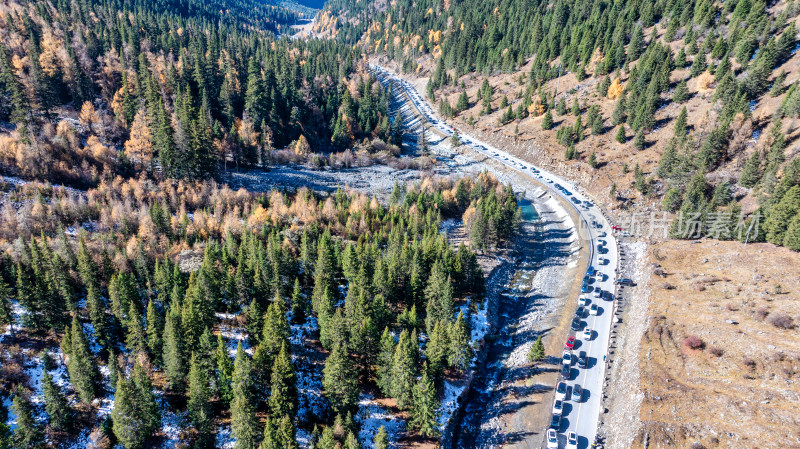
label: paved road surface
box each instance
[370,64,620,449]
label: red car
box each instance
[565,336,576,349]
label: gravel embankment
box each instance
[600,241,649,448]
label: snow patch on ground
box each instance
[158,393,186,448]
[1,300,27,341]
[82,323,103,354]
[296,428,313,448]
[437,380,466,431]
[219,324,251,357]
[295,354,327,424]
[290,316,318,346]
[215,425,235,449]
[439,218,459,236]
[356,394,404,448]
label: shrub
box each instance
[709,346,724,357]
[755,307,769,320]
[767,313,794,329]
[683,335,705,350]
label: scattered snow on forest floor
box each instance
[296,428,313,448]
[290,316,318,346]
[292,316,327,424]
[356,394,404,448]
[219,324,251,357]
[295,354,327,424]
[215,425,235,449]
[437,380,467,431]
[158,393,187,448]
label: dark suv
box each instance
[550,413,562,430]
[577,351,588,369]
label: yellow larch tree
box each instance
[124,109,154,170]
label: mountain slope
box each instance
[322,0,800,251]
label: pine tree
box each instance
[188,352,214,448]
[11,386,44,449]
[657,141,679,178]
[67,314,98,403]
[269,341,297,418]
[448,312,472,372]
[588,152,598,168]
[673,107,688,138]
[628,26,644,61]
[409,366,439,438]
[112,362,159,449]
[42,370,73,433]
[634,132,645,151]
[216,334,235,406]
[528,336,545,362]
[77,238,106,347]
[690,52,707,77]
[126,300,147,355]
[259,417,278,449]
[456,92,469,112]
[246,297,266,345]
[542,110,553,130]
[739,151,762,187]
[426,320,449,383]
[323,343,358,416]
[675,47,687,67]
[373,426,389,449]
[611,94,626,125]
[673,80,689,103]
[145,300,163,366]
[290,278,305,323]
[783,213,800,251]
[0,280,12,334]
[424,263,454,331]
[162,313,186,392]
[0,43,29,126]
[390,330,417,410]
[262,294,290,360]
[0,422,11,449]
[231,344,260,449]
[376,327,395,397]
[344,431,360,449]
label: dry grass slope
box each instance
[636,240,800,449]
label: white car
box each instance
[546,428,559,448]
[583,327,593,340]
[552,399,563,415]
[594,289,603,300]
[579,295,590,306]
[562,351,572,366]
[566,431,578,449]
[555,381,567,400]
[590,304,599,315]
[595,271,604,281]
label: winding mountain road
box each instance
[370,64,620,449]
